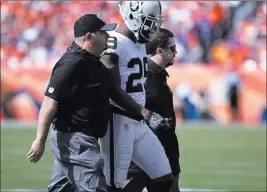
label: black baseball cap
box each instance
[74,14,117,37]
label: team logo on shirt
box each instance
[48,87,54,93]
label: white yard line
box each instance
[1,188,229,192]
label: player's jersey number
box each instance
[126,57,148,93]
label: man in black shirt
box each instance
[124,28,180,192]
[26,14,167,192]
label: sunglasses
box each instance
[166,46,176,53]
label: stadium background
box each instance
[1,1,266,191]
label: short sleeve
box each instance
[44,57,80,102]
[102,32,123,60]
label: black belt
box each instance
[52,124,99,139]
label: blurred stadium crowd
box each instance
[1,1,266,124]
[1,1,266,69]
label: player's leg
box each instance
[131,123,173,191]
[145,175,179,192]
[170,175,180,192]
[145,131,180,192]
[122,163,150,192]
[100,114,135,191]
[48,159,74,192]
[123,130,180,192]
[50,129,107,192]
[123,167,179,192]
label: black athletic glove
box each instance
[144,111,171,132]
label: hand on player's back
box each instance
[144,111,171,132]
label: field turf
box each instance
[1,124,266,191]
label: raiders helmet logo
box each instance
[130,1,139,12]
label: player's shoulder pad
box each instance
[107,36,117,50]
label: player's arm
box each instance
[101,52,121,85]
[100,36,147,119]
[111,83,148,120]
[102,56,170,131]
[100,38,168,130]
[102,54,168,131]
[101,50,148,120]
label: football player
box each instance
[100,1,174,192]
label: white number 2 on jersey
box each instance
[126,57,148,93]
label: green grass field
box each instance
[1,124,266,191]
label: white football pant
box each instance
[100,113,171,188]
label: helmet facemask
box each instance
[136,14,161,43]
[118,1,162,44]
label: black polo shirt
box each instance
[145,58,176,131]
[145,58,180,175]
[44,42,112,138]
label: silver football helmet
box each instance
[119,1,162,43]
